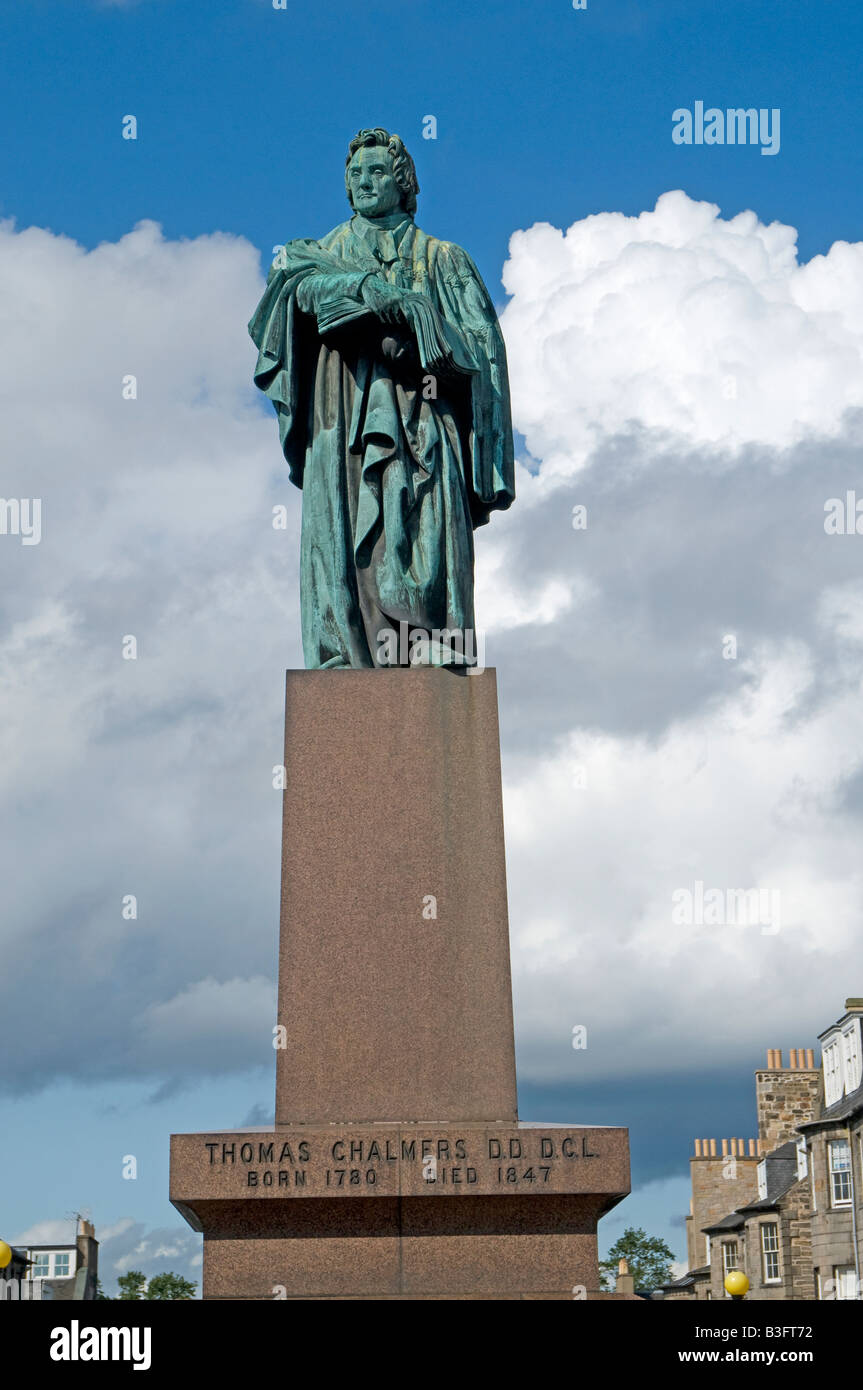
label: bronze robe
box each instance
[249,214,514,668]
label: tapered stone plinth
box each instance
[276,668,517,1125]
[170,670,632,1298]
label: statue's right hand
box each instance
[361,276,404,323]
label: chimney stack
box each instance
[615,1258,635,1296]
[757,1045,820,1149]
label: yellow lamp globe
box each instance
[724,1269,749,1297]
[0,1242,12,1270]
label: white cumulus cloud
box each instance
[501,190,863,480]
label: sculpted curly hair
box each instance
[345,128,419,215]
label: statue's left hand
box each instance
[401,295,457,375]
[361,275,405,323]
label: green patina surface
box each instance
[249,127,515,669]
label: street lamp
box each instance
[724,1269,749,1300]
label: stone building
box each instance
[702,1140,814,1300]
[684,1133,761,1279]
[661,1000,863,1300]
[797,1000,863,1300]
[0,1219,99,1301]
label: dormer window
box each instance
[822,1017,862,1104]
[26,1249,75,1280]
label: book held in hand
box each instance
[316,294,477,375]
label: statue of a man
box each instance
[249,127,515,669]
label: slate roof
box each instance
[659,1265,709,1292]
[702,1141,800,1231]
[702,1210,746,1235]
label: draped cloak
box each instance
[248,214,515,669]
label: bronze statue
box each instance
[250,127,515,669]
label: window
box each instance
[722,1242,740,1299]
[757,1159,768,1200]
[843,1022,861,1094]
[824,1039,843,1106]
[30,1254,49,1278]
[796,1140,808,1180]
[704,1234,711,1265]
[760,1223,780,1283]
[811,1155,817,1213]
[829,1140,852,1207]
[833,1266,859,1300]
[53,1253,71,1277]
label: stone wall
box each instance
[688,1149,759,1270]
[808,1121,863,1297]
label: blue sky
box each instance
[2,0,863,1293]
[4,0,862,283]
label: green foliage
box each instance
[116,1270,147,1300]
[598,1226,676,1293]
[144,1271,197,1300]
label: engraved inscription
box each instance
[191,1128,611,1198]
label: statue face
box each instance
[347,145,402,218]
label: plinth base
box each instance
[171,1123,631,1299]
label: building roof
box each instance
[742,1142,799,1211]
[702,1210,746,1235]
[702,1141,800,1232]
[659,1265,709,1292]
[816,1004,863,1041]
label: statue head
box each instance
[345,128,419,217]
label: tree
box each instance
[95,1278,112,1300]
[145,1271,197,1300]
[117,1270,147,1300]
[599,1226,676,1293]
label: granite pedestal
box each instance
[171,669,630,1298]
